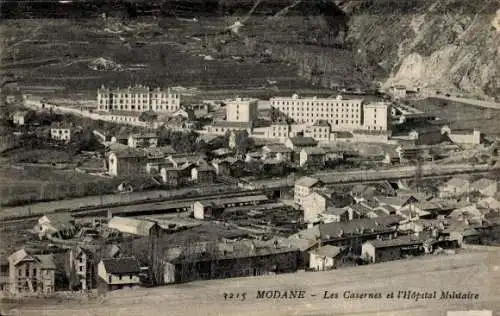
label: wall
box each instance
[302,192,327,223]
[294,184,314,205]
[226,99,258,123]
[24,98,160,128]
[97,261,140,285]
[193,202,205,220]
[270,96,363,130]
[309,252,334,270]
[449,131,481,145]
[361,242,376,263]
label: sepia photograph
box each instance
[0,0,499,315]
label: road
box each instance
[6,249,500,316]
[422,92,500,110]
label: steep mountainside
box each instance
[2,0,498,98]
[341,0,500,99]
[166,0,500,98]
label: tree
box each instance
[139,111,158,124]
[73,128,103,152]
[231,130,253,154]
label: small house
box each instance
[108,148,148,177]
[294,176,322,205]
[477,197,500,212]
[128,133,158,148]
[319,207,350,224]
[13,111,28,126]
[50,123,73,143]
[261,144,293,161]
[37,213,76,239]
[392,85,407,100]
[97,257,141,291]
[438,177,471,199]
[68,246,95,291]
[299,147,326,168]
[107,217,155,237]
[309,245,347,271]
[8,249,56,294]
[470,178,497,197]
[361,235,427,263]
[211,148,234,159]
[191,161,215,183]
[211,159,231,176]
[284,136,318,152]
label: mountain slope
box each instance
[342,0,500,98]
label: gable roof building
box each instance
[101,257,141,275]
[107,216,155,236]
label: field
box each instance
[0,150,122,206]
[4,248,499,316]
[410,98,500,137]
[1,18,307,100]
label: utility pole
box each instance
[414,151,423,193]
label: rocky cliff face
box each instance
[206,0,500,98]
[341,0,500,99]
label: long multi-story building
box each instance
[97,85,181,113]
[270,94,390,132]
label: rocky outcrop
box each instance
[342,0,500,99]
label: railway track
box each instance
[0,189,267,225]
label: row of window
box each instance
[272,100,361,107]
[99,93,179,99]
[289,113,360,119]
[283,107,360,112]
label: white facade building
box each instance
[97,85,180,113]
[269,94,391,133]
[225,98,258,125]
[50,127,72,143]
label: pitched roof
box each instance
[319,215,404,239]
[263,144,293,153]
[8,249,32,266]
[144,146,176,158]
[107,217,155,236]
[324,206,347,215]
[442,177,470,188]
[311,245,344,258]
[376,204,398,214]
[471,178,496,190]
[348,203,373,215]
[366,235,426,248]
[101,257,141,274]
[449,205,482,219]
[130,133,158,139]
[36,254,56,270]
[288,137,317,146]
[212,148,233,156]
[302,147,326,155]
[477,197,500,210]
[8,249,56,269]
[113,148,147,159]
[296,176,321,188]
[195,161,215,172]
[375,195,419,208]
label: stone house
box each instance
[8,249,56,294]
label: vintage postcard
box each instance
[0,0,499,315]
